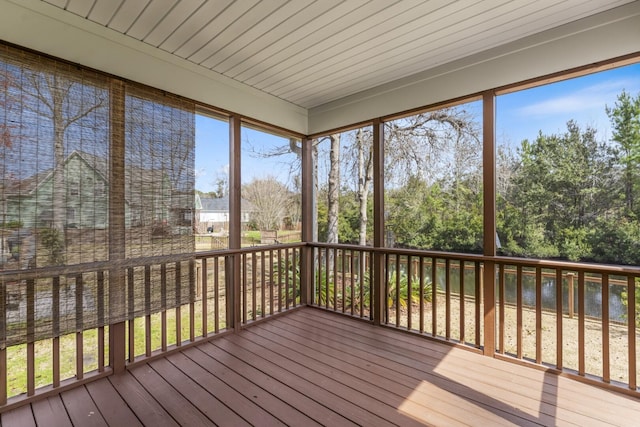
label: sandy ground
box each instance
[390,295,639,386]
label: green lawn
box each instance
[6,298,227,398]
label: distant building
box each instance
[2,150,176,230]
[195,194,255,233]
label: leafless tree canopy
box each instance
[243,176,294,231]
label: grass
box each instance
[5,297,227,398]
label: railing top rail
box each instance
[308,242,485,262]
[2,241,636,282]
[307,242,640,276]
[0,243,306,282]
[493,255,640,276]
[195,242,305,258]
[0,252,197,282]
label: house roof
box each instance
[4,150,169,199]
[199,196,255,213]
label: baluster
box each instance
[578,271,585,376]
[214,257,220,333]
[292,248,298,308]
[475,261,481,348]
[75,275,83,380]
[252,252,257,321]
[445,259,451,340]
[555,269,563,370]
[286,248,291,311]
[497,264,505,354]
[201,259,208,337]
[97,272,105,372]
[339,249,344,313]
[535,267,542,364]
[516,265,523,359]
[602,274,610,383]
[242,253,247,323]
[161,263,167,352]
[628,275,637,390]
[261,251,266,317]
[459,261,465,343]
[25,278,35,395]
[189,259,195,342]
[127,267,135,362]
[419,257,424,333]
[144,265,152,357]
[431,258,437,337]
[407,255,412,331]
[175,262,182,346]
[53,276,61,386]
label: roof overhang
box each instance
[1,0,639,135]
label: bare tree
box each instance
[243,176,292,231]
[326,133,340,244]
[343,129,373,246]
[256,107,480,248]
[0,73,12,149]
[3,68,107,263]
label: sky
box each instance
[496,62,640,148]
[195,62,640,193]
[195,114,300,193]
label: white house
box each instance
[195,194,255,233]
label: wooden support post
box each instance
[372,119,385,325]
[229,115,242,332]
[482,90,496,356]
[301,137,314,306]
[109,79,126,373]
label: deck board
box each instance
[60,386,109,427]
[108,370,178,427]
[189,343,356,426]
[85,379,143,427]
[164,349,283,426]
[2,307,640,426]
[281,310,574,425]
[251,320,528,426]
[128,363,216,426]
[31,395,73,427]
[161,352,264,427]
[293,308,640,423]
[0,403,36,427]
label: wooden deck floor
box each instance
[2,307,640,426]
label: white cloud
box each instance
[516,78,639,118]
[195,168,207,179]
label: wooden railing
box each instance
[311,244,373,320]
[309,243,640,394]
[237,245,302,324]
[0,243,302,411]
[0,261,115,408]
[494,258,639,392]
[1,241,638,411]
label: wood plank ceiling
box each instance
[42,0,635,109]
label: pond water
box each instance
[431,267,628,323]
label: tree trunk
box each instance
[326,134,340,245]
[356,129,373,246]
[51,81,67,264]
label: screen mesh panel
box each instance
[0,43,195,347]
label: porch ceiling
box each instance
[39,0,635,110]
